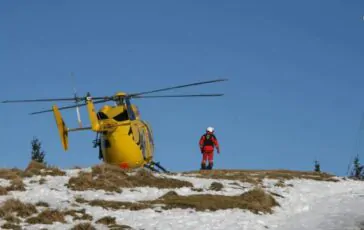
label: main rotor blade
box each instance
[133,93,224,98]
[2,95,114,104]
[2,98,82,103]
[29,99,109,115]
[129,78,228,97]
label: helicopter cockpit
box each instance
[97,104,129,122]
[115,97,125,106]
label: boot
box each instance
[201,162,206,170]
[207,162,213,170]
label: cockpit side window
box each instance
[97,112,109,120]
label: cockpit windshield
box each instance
[113,110,129,121]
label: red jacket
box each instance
[199,132,220,152]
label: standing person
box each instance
[199,127,220,170]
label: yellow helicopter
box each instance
[2,78,227,172]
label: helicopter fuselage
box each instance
[96,103,154,169]
[99,120,153,168]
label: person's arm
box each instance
[199,136,204,153]
[213,136,220,153]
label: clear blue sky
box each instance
[1,1,364,176]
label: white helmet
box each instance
[206,127,214,132]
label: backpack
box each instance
[202,133,216,147]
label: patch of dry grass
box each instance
[26,209,66,224]
[274,179,294,188]
[39,178,47,184]
[63,208,93,221]
[75,197,149,211]
[67,164,193,193]
[71,222,96,230]
[96,216,116,225]
[209,182,223,191]
[0,161,65,194]
[184,169,339,185]
[36,201,49,207]
[0,161,65,179]
[1,222,21,230]
[26,208,66,224]
[95,217,133,229]
[22,161,66,177]
[191,188,203,192]
[108,224,134,229]
[6,177,25,192]
[4,213,21,224]
[0,168,22,180]
[153,188,279,213]
[0,186,8,195]
[0,169,25,192]
[0,198,38,218]
[76,187,279,214]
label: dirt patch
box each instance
[26,209,66,225]
[76,187,279,214]
[184,169,339,184]
[67,164,192,193]
[0,198,38,218]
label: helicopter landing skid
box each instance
[144,161,169,173]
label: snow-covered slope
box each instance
[0,163,363,230]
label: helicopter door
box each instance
[139,129,147,160]
[130,122,146,159]
[125,98,136,121]
[141,121,154,159]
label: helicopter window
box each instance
[113,111,129,121]
[97,112,108,120]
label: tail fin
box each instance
[86,94,100,131]
[52,105,69,151]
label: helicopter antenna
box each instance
[71,72,82,128]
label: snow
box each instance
[0,169,364,230]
